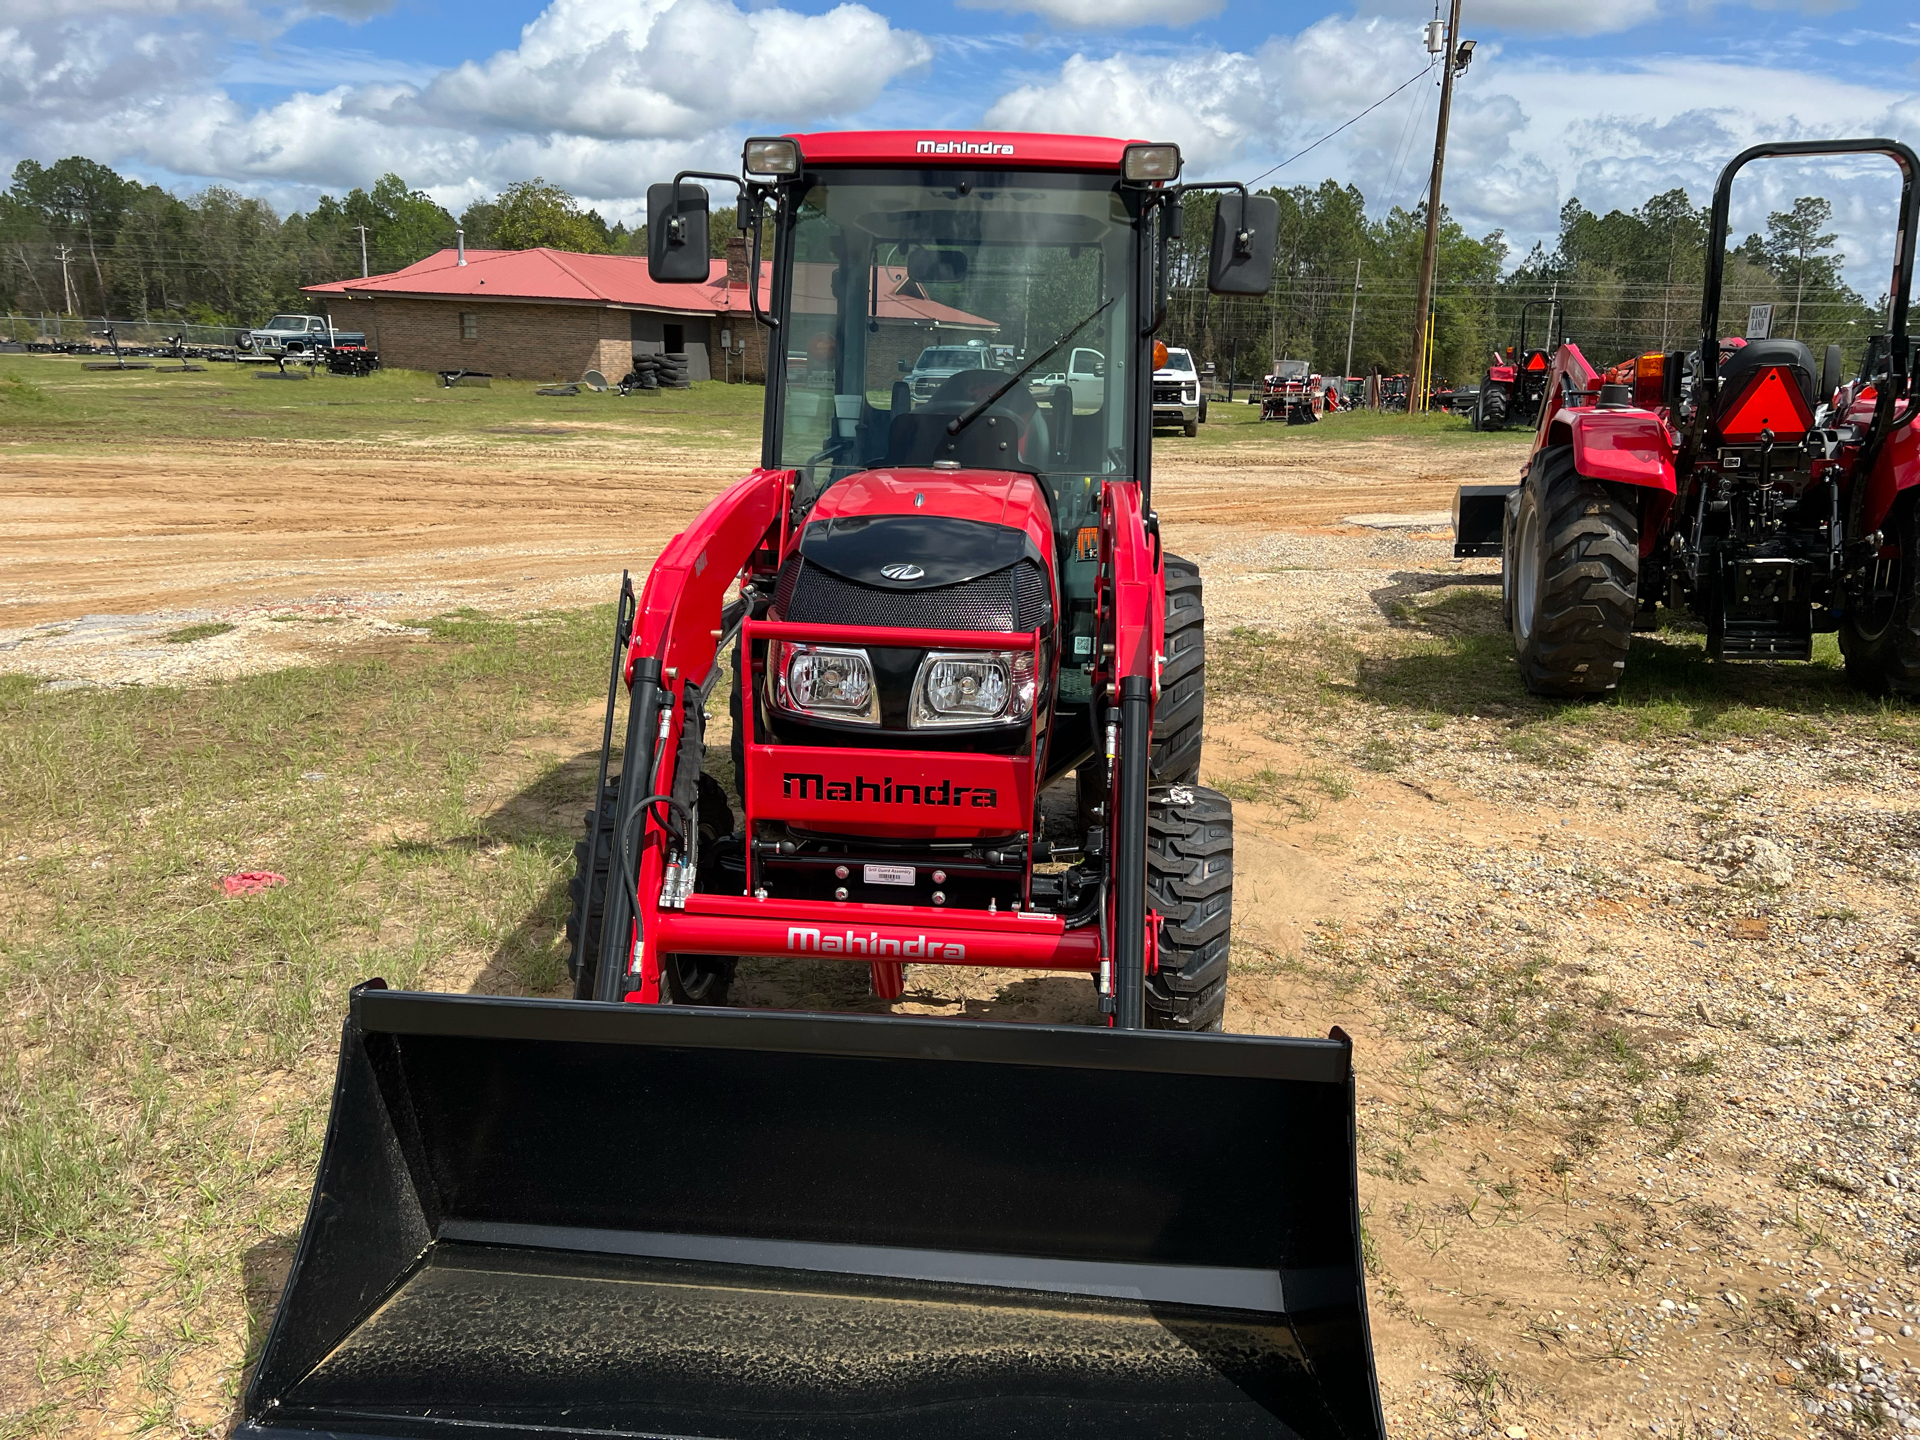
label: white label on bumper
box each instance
[863,864,916,887]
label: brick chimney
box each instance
[726,234,749,289]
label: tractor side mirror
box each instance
[1208,193,1279,296]
[647,182,711,284]
[1821,344,1843,405]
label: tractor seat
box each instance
[1717,338,1815,416]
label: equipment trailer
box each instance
[239,130,1386,1440]
[1458,138,1920,695]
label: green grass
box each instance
[1214,586,1920,753]
[0,609,613,1430]
[161,622,236,645]
[1183,394,1530,450]
[0,355,768,456]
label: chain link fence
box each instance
[0,314,244,347]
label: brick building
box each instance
[305,241,994,384]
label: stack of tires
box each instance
[622,353,692,391]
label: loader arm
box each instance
[602,467,791,1004]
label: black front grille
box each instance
[1154,382,1185,405]
[776,557,1051,633]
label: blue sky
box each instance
[3,0,1917,283]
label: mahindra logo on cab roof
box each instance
[917,139,1016,156]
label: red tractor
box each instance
[1473,298,1563,431]
[1459,139,1919,695]
[560,132,1285,1031]
[235,132,1391,1440]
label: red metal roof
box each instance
[786,130,1142,171]
[305,247,994,329]
[304,247,732,315]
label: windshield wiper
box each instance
[946,295,1116,438]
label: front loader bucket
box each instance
[241,987,1384,1440]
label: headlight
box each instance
[910,651,1035,728]
[774,642,877,724]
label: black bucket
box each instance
[240,987,1383,1440]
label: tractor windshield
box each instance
[776,168,1141,509]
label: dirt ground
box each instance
[0,419,1505,684]
[6,397,1918,1439]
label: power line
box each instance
[1245,62,1437,190]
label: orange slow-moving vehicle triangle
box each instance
[1720,366,1813,441]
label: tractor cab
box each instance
[644,135,1277,849]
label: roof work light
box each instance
[744,138,801,177]
[1122,144,1182,182]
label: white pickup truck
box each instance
[236,314,365,355]
[1027,347,1106,411]
[1152,345,1205,436]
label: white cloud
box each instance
[1354,0,1663,38]
[979,18,1919,286]
[422,0,929,142]
[0,0,928,220]
[957,0,1222,30]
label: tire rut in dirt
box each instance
[1840,494,1920,696]
[566,772,739,1004]
[1144,784,1232,1032]
[1151,554,1205,783]
[1512,445,1637,697]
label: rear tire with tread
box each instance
[1151,554,1205,783]
[1510,445,1637,697]
[1839,494,1920,695]
[1144,785,1232,1032]
[1481,382,1509,430]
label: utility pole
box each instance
[1344,257,1362,379]
[1409,0,1467,417]
[55,245,75,317]
[354,225,370,278]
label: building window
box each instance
[459,311,479,340]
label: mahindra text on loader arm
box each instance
[240,132,1388,1440]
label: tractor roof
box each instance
[785,130,1141,172]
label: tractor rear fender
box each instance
[1549,411,1677,555]
[1530,344,1676,555]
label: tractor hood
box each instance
[799,469,1052,589]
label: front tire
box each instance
[1183,416,1199,437]
[1151,554,1205,783]
[1144,785,1232,1032]
[1510,445,1637,697]
[1840,494,1920,695]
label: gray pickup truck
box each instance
[236,314,365,355]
